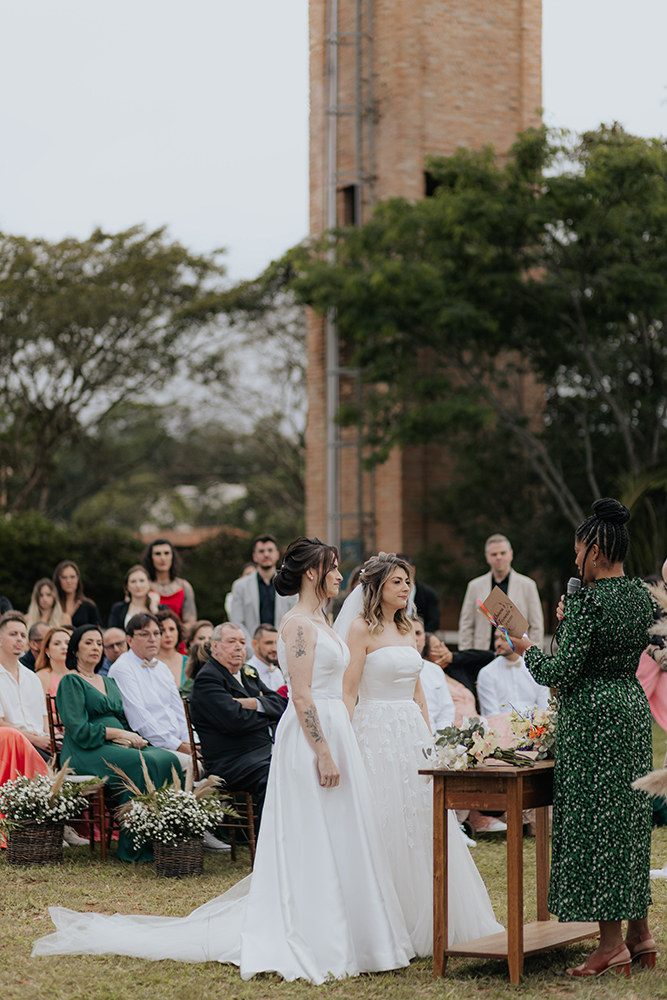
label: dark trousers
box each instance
[210,754,271,832]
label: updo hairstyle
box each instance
[575,497,630,579]
[274,537,339,601]
[360,552,413,636]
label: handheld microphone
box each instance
[567,577,581,595]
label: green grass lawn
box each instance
[3,727,667,1000]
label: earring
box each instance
[593,561,596,567]
[308,574,314,581]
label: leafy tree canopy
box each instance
[0,225,229,513]
[288,125,667,573]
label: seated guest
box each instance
[186,620,214,651]
[99,628,128,677]
[477,630,550,718]
[56,624,183,862]
[108,614,195,771]
[156,609,188,688]
[108,565,161,630]
[19,621,49,671]
[425,633,476,726]
[53,561,102,628]
[0,727,49,785]
[189,623,287,827]
[35,627,72,696]
[0,612,51,760]
[180,640,210,698]
[413,617,455,733]
[26,578,63,630]
[247,624,285,692]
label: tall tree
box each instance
[288,125,667,571]
[0,226,228,512]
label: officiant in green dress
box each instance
[510,498,656,978]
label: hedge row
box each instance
[0,513,251,626]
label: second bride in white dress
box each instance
[337,552,503,956]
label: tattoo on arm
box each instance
[303,705,324,743]
[293,626,307,659]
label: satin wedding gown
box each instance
[352,645,503,955]
[32,624,415,983]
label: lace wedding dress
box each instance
[32,626,415,983]
[352,644,504,956]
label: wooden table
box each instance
[419,760,597,984]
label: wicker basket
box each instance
[7,821,64,866]
[153,837,204,878]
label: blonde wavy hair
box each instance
[361,552,413,636]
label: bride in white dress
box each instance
[336,552,503,956]
[32,538,415,983]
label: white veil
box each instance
[332,584,365,644]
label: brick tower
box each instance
[306,0,542,566]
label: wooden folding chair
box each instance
[182,696,256,864]
[46,694,115,860]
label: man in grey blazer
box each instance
[458,534,544,650]
[230,534,298,643]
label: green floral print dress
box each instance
[525,577,653,922]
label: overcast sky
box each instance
[1,0,666,282]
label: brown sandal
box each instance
[625,934,657,969]
[566,943,631,978]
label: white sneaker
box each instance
[63,825,89,847]
[474,818,508,834]
[203,831,231,852]
[459,824,477,847]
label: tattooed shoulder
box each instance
[293,625,307,658]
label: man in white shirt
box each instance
[108,613,195,770]
[412,617,456,734]
[247,624,285,692]
[477,630,550,718]
[0,612,51,760]
[109,612,230,853]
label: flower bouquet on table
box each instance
[509,699,557,760]
[424,716,534,771]
[0,761,104,865]
[111,757,238,877]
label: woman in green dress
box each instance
[510,498,655,977]
[56,624,183,862]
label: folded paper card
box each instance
[477,586,530,638]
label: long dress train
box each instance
[32,627,414,983]
[352,645,503,955]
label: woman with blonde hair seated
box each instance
[35,627,72,697]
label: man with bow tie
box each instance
[108,613,195,770]
[189,622,287,828]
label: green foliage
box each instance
[181,529,252,624]
[288,124,667,576]
[0,226,228,514]
[0,511,143,619]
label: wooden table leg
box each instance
[535,805,549,921]
[506,775,524,984]
[432,775,448,977]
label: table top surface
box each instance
[419,759,555,778]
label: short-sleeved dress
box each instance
[525,577,653,921]
[56,673,182,862]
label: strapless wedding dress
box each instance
[353,645,503,955]
[32,627,414,983]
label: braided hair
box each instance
[575,497,630,580]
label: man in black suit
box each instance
[189,622,286,828]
